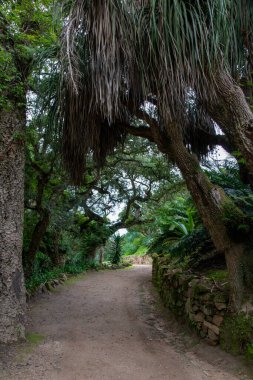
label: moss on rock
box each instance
[220,314,253,356]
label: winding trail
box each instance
[0,265,251,380]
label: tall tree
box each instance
[60,0,253,311]
[0,1,57,343]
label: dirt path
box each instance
[0,265,252,380]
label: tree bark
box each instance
[164,122,246,312]
[0,109,26,343]
[25,209,51,277]
[224,246,244,312]
[50,229,65,267]
[207,72,253,176]
[98,246,104,265]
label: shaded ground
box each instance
[0,265,252,380]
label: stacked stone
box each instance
[186,278,228,345]
[152,255,229,346]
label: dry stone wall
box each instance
[152,255,229,346]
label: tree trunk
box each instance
[224,246,244,312]
[164,122,247,312]
[0,109,26,343]
[87,249,97,261]
[207,72,253,176]
[50,229,64,267]
[25,209,51,277]
[98,246,104,265]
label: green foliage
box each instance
[207,162,253,238]
[25,266,62,294]
[26,332,44,346]
[0,0,59,108]
[121,231,150,256]
[220,314,253,357]
[206,270,228,281]
[63,252,97,275]
[109,235,122,265]
[81,221,110,259]
[148,162,253,273]
[148,195,201,255]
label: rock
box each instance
[193,282,211,295]
[215,302,227,311]
[53,279,59,286]
[206,316,213,323]
[196,322,203,330]
[59,273,68,281]
[171,268,182,274]
[192,304,199,312]
[241,302,253,316]
[185,298,192,314]
[41,285,48,294]
[188,278,200,288]
[208,328,219,342]
[178,276,186,286]
[214,293,228,304]
[37,284,44,293]
[193,312,205,323]
[203,320,220,336]
[212,315,223,327]
[187,287,193,297]
[200,330,207,338]
[202,305,213,316]
[205,337,218,346]
[201,293,213,302]
[45,282,53,291]
[26,290,31,301]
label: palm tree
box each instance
[60,0,253,311]
[61,0,253,171]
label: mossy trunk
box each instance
[224,246,244,312]
[50,229,64,267]
[207,72,253,178]
[25,209,51,277]
[98,246,104,265]
[0,108,26,343]
[165,122,249,312]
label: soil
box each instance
[0,265,252,380]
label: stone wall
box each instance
[152,255,229,346]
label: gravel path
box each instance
[0,265,251,380]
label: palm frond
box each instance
[60,0,253,181]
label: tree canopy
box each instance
[1,0,253,343]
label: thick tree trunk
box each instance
[0,109,26,343]
[224,246,244,312]
[165,122,246,312]
[50,229,65,267]
[98,246,104,265]
[25,209,51,277]
[207,72,253,176]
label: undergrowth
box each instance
[25,251,130,295]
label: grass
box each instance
[205,269,228,281]
[64,273,86,286]
[18,332,45,358]
[26,332,44,345]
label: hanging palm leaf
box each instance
[60,0,253,181]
